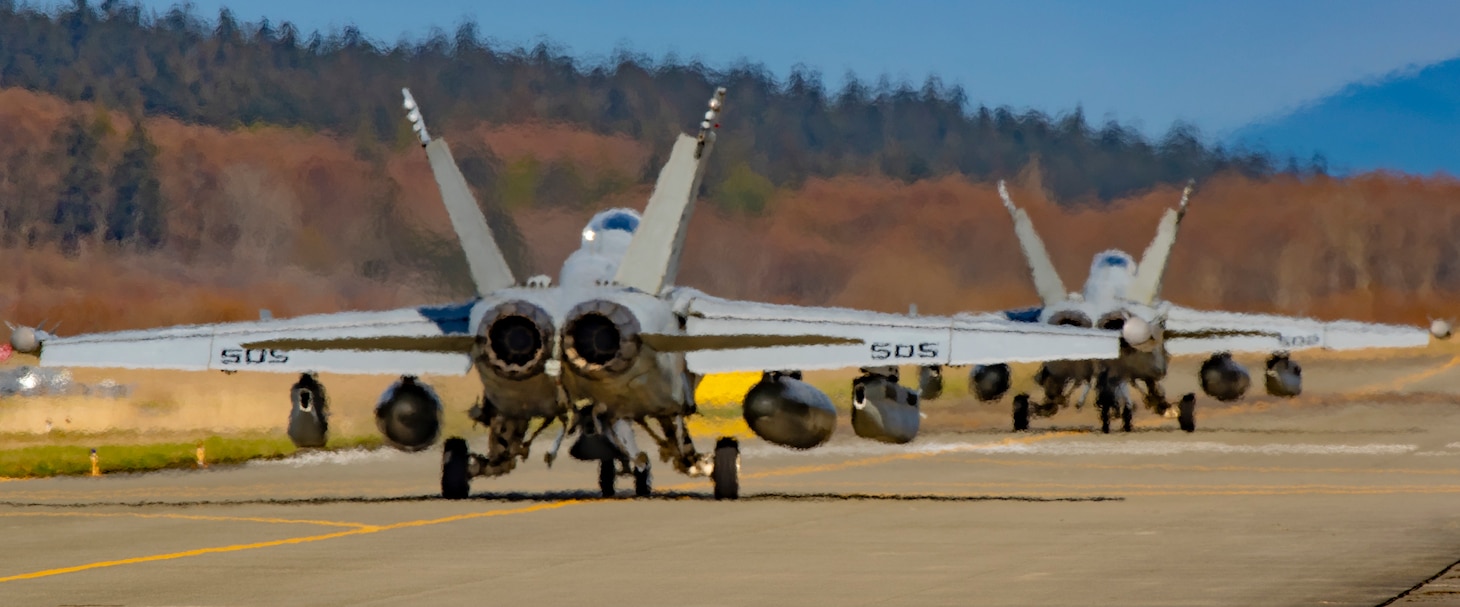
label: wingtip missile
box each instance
[1177,179,1195,218]
[695,87,728,157]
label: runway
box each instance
[5,390,1460,605]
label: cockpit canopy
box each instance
[581,208,641,243]
[1098,252,1131,268]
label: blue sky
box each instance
[56,0,1460,140]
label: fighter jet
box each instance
[917,179,1452,434]
[10,88,1123,500]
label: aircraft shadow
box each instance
[0,491,1123,508]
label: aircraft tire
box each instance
[441,437,470,500]
[1178,393,1196,433]
[1012,394,1030,432]
[598,459,616,498]
[634,463,652,498]
[712,437,740,501]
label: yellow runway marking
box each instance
[0,501,580,584]
[1352,355,1460,394]
[0,432,1087,584]
[942,457,1460,477]
[0,511,371,529]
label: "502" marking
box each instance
[220,348,290,365]
[870,342,940,360]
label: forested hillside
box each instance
[0,1,1452,336]
[0,0,1299,207]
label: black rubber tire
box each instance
[441,437,470,500]
[633,464,652,498]
[598,459,616,498]
[1121,405,1133,432]
[1012,394,1030,432]
[1178,393,1197,433]
[712,437,740,500]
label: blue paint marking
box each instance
[1003,307,1043,323]
[417,300,476,335]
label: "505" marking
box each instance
[220,348,290,365]
[1277,334,1321,348]
[870,342,940,360]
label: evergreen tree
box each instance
[105,119,165,248]
[50,109,108,252]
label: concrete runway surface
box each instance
[6,356,1460,606]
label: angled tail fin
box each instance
[997,180,1067,306]
[1126,179,1194,305]
[613,87,726,295]
[403,88,517,295]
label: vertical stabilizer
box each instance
[613,87,726,294]
[1126,180,1194,305]
[998,180,1067,306]
[403,88,517,295]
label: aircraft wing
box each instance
[668,293,1121,374]
[1160,304,1438,355]
[34,303,476,376]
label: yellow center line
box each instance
[1352,355,1460,394]
[1,432,1085,584]
[0,511,371,529]
[0,501,580,584]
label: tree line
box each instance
[0,0,1315,213]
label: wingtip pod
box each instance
[7,320,58,354]
[1430,319,1453,340]
[401,87,430,146]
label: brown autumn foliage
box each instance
[0,85,1456,334]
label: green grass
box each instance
[0,434,385,478]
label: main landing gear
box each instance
[439,400,743,501]
[1012,374,1197,434]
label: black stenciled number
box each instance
[870,342,942,360]
[219,348,290,364]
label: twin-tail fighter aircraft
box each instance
[10,88,1125,500]
[916,180,1452,434]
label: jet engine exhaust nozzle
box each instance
[562,300,641,378]
[478,301,554,380]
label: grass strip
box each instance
[0,434,384,478]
